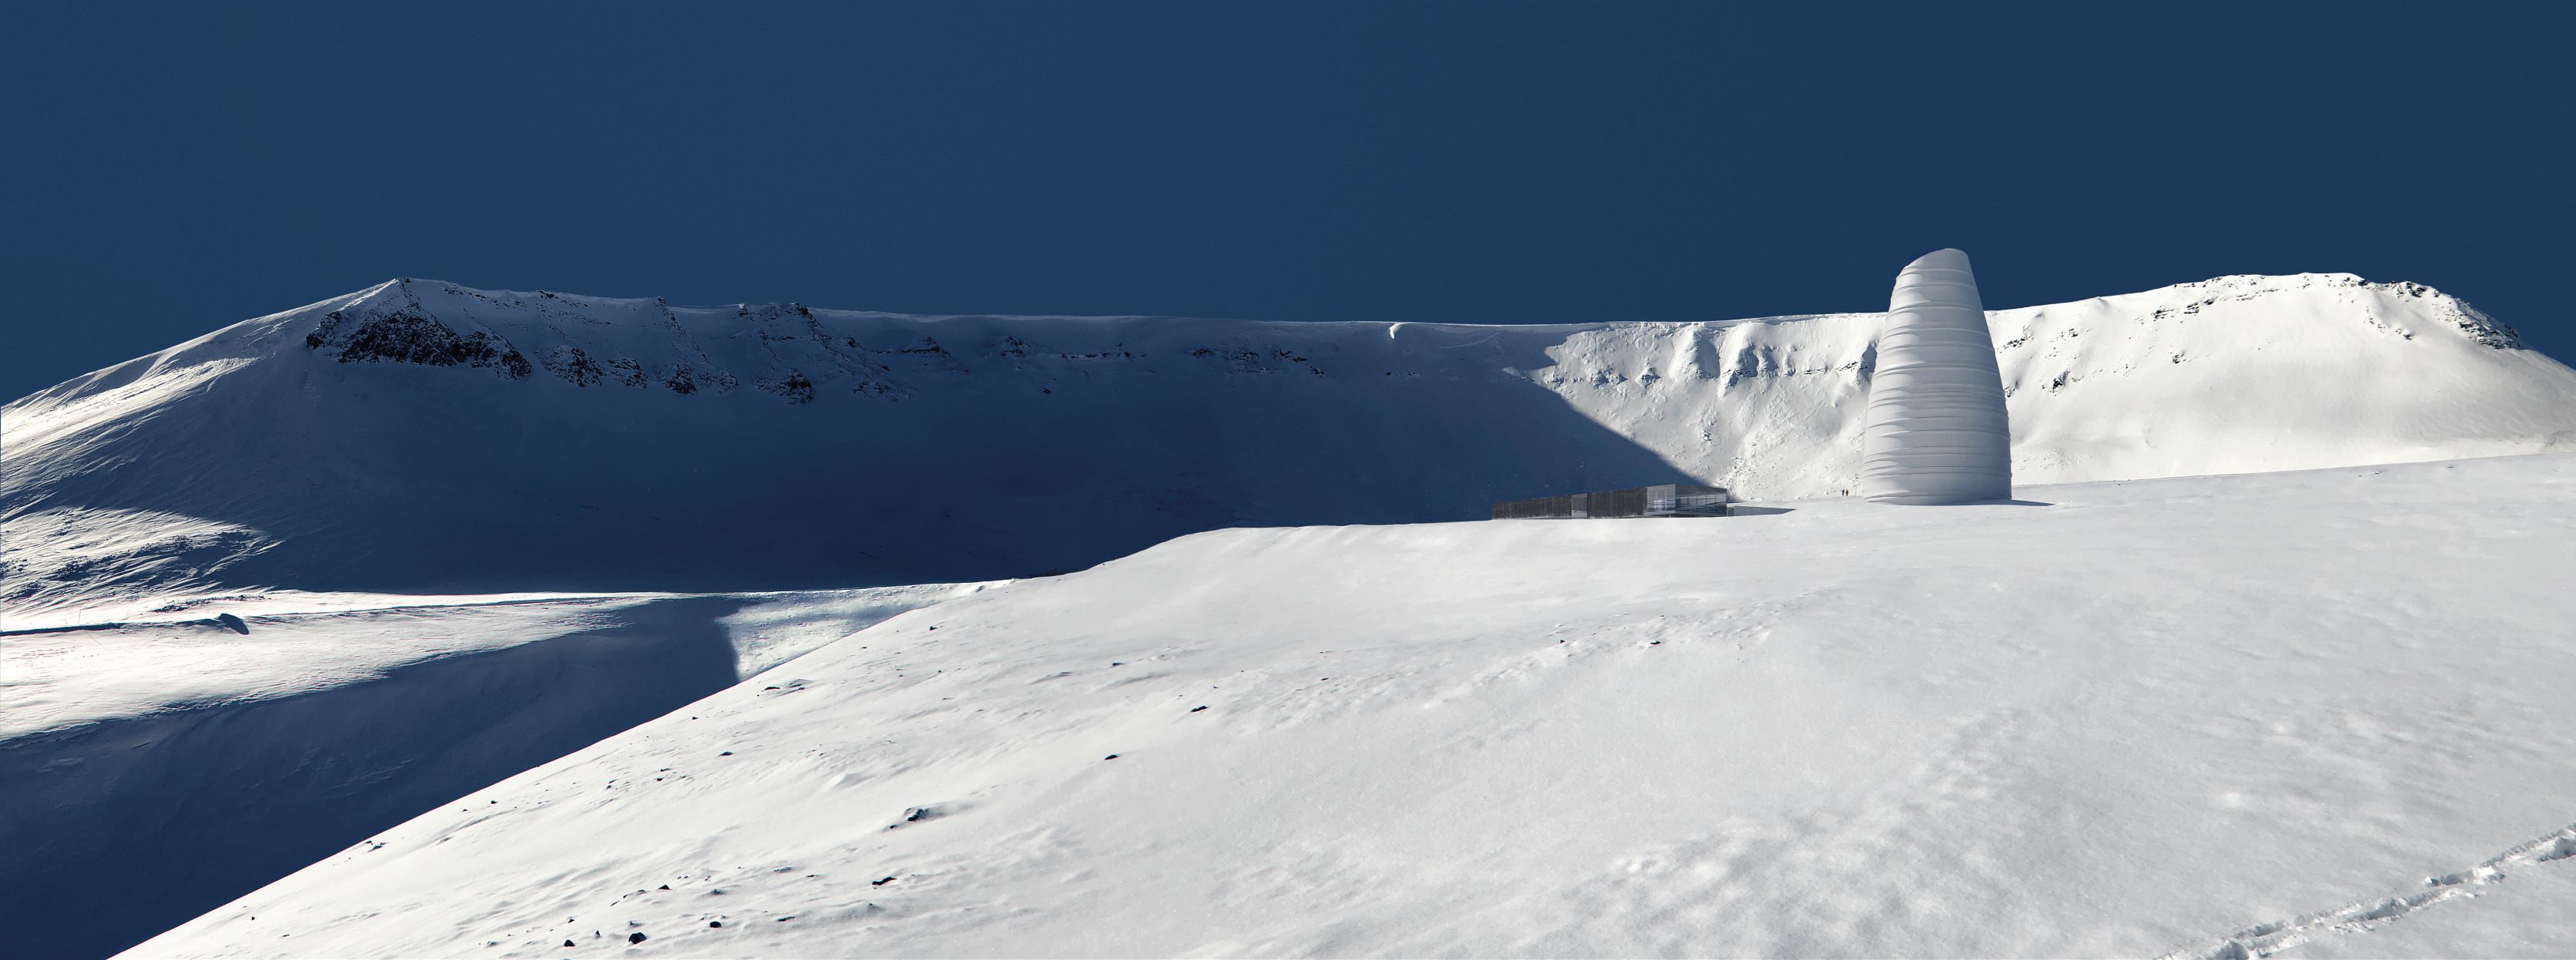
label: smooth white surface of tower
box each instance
[1859,248,2012,504]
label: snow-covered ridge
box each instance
[5,273,2572,617]
[24,273,2537,408]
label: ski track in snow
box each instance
[2160,824,2576,960]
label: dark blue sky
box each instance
[4,2,2568,399]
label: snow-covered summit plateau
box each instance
[7,273,2571,626]
[125,454,2576,958]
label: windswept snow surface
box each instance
[130,455,2576,958]
[1,584,995,960]
[7,274,2571,621]
[1,584,996,739]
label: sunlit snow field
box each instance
[123,455,2575,958]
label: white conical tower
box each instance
[1859,248,2011,504]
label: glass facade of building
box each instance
[1492,482,1730,520]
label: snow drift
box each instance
[5,273,2572,621]
[122,454,2576,958]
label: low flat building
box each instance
[1492,482,1730,519]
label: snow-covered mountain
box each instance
[121,455,2576,958]
[10,273,2572,959]
[6,274,2571,624]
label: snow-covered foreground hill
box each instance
[131,454,2576,959]
[1,584,994,960]
[8,273,2571,624]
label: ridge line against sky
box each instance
[2,1,2568,400]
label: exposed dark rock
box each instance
[605,358,647,388]
[2445,300,2525,349]
[309,306,531,379]
[542,346,607,387]
[755,371,816,404]
[872,335,952,358]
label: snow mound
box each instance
[122,454,2576,958]
[6,274,2571,619]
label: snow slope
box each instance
[7,274,2570,623]
[127,454,2576,958]
[1,584,992,960]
